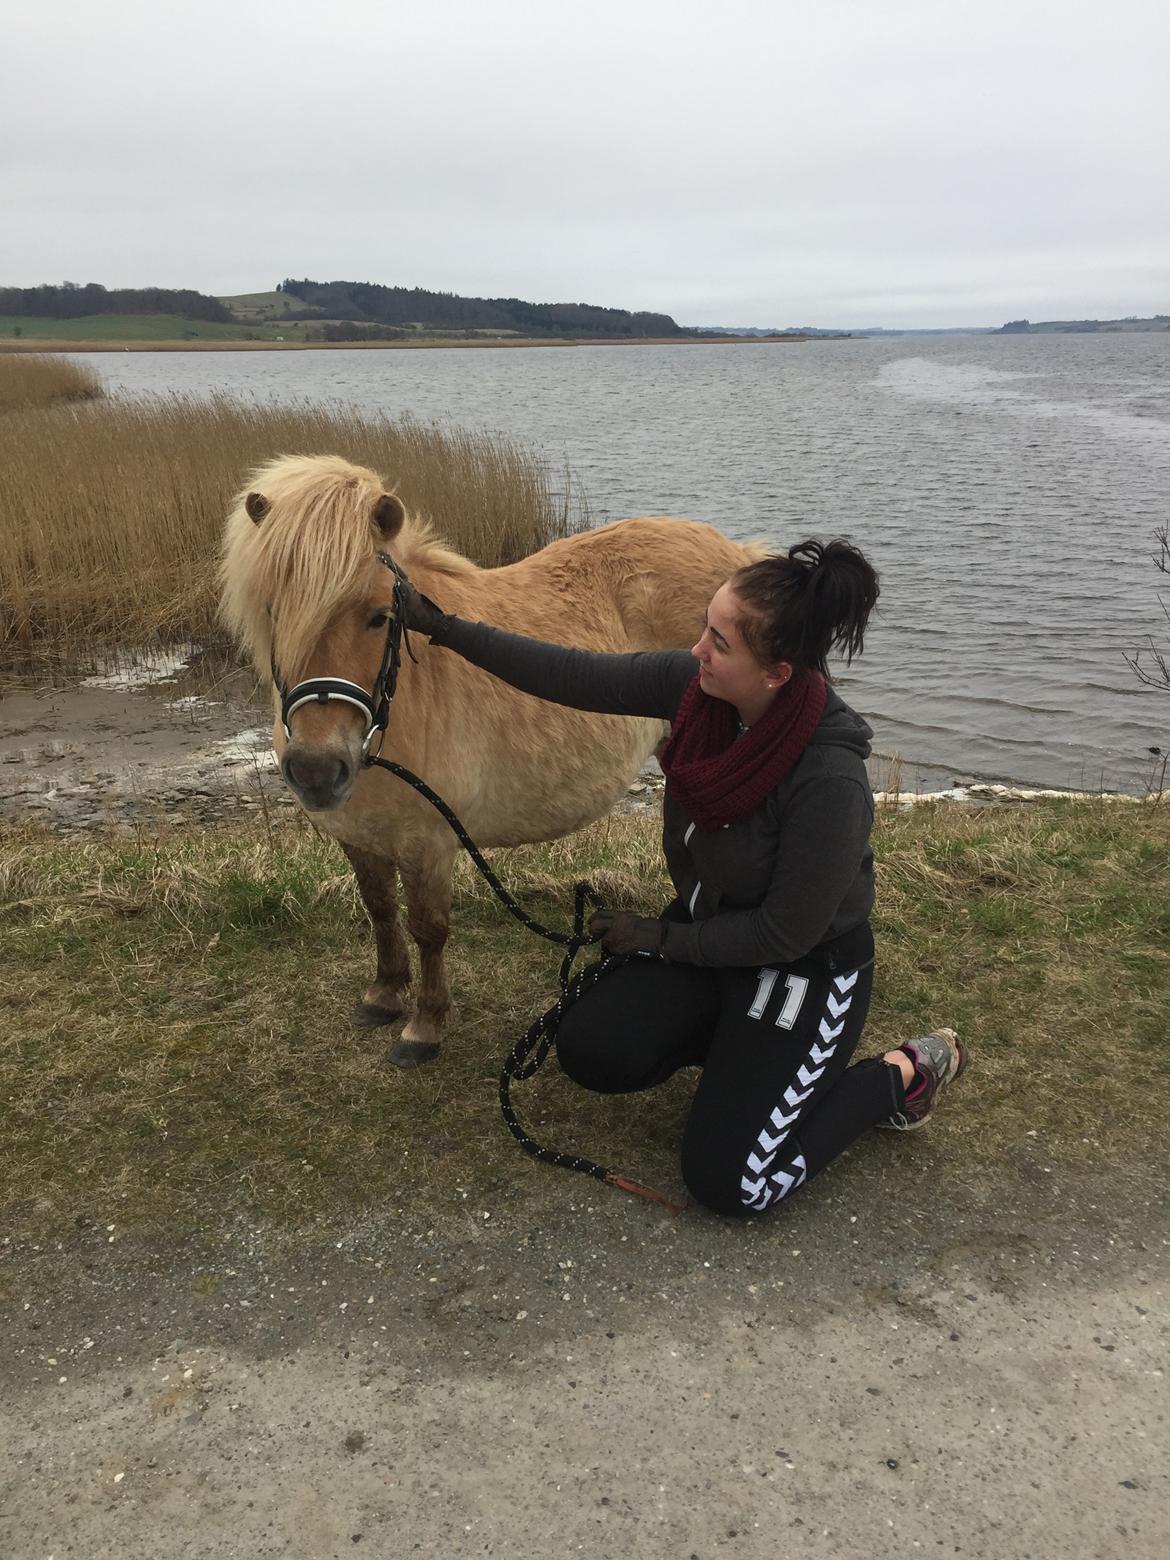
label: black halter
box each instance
[271,550,415,760]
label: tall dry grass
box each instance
[0,392,584,664]
[0,352,102,413]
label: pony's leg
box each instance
[341,844,412,1028]
[393,839,457,1068]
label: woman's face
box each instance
[690,582,791,714]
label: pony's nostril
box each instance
[281,752,307,790]
[283,750,350,799]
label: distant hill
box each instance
[0,278,689,342]
[699,323,993,337]
[999,315,1170,334]
[265,278,689,339]
[697,325,853,339]
[0,282,231,323]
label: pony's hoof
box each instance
[351,1000,404,1029]
[389,1039,441,1069]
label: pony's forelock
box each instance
[218,453,471,680]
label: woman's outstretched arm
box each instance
[423,611,696,720]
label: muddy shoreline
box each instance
[0,649,671,835]
[1,648,1152,836]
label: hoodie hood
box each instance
[809,685,873,759]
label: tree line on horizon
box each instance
[0,282,232,322]
[276,278,687,338]
[1,278,689,338]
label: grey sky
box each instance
[4,0,1168,328]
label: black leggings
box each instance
[557,925,903,1218]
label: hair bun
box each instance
[730,536,879,675]
[787,539,826,575]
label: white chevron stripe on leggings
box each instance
[738,970,857,1210]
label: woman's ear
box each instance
[766,662,794,690]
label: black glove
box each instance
[588,909,666,957]
[396,578,448,639]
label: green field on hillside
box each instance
[218,290,309,320]
[0,314,303,342]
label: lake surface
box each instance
[79,333,1170,793]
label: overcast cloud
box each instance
[3,0,1168,328]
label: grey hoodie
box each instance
[432,618,875,968]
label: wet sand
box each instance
[0,648,669,833]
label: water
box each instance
[79,333,1170,793]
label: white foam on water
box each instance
[873,783,1160,808]
[82,644,202,691]
[166,695,224,711]
[214,727,274,753]
[211,728,279,773]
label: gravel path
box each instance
[1,1148,1165,1559]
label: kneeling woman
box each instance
[402,540,965,1217]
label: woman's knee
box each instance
[556,1007,618,1092]
[681,1137,804,1219]
[557,970,711,1093]
[557,999,658,1092]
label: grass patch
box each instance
[218,291,312,321]
[1,800,1166,1237]
[0,352,102,412]
[0,314,299,342]
[0,390,583,665]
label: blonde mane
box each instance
[218,454,474,679]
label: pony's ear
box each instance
[373,493,406,538]
[245,492,270,524]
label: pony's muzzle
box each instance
[281,745,355,810]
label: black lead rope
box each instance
[366,753,688,1212]
[369,755,597,953]
[273,552,687,1211]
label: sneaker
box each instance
[879,1028,966,1131]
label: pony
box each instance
[220,453,759,1066]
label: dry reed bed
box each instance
[0,390,581,664]
[0,352,102,413]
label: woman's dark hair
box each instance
[729,539,879,677]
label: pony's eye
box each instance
[367,610,391,630]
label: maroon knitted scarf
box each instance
[660,668,828,830]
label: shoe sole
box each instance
[935,1027,967,1087]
